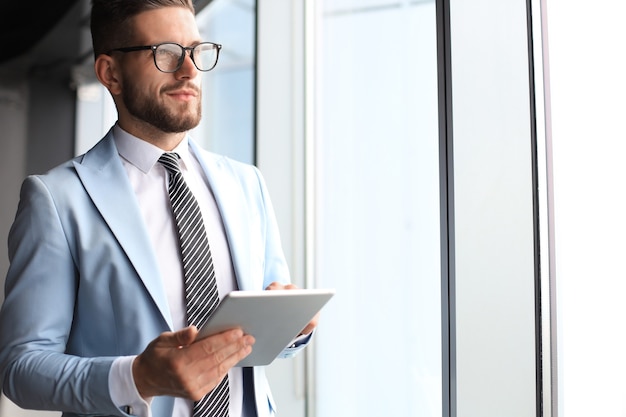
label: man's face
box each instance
[117,7,203,133]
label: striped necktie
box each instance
[159,152,229,417]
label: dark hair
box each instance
[90,0,195,58]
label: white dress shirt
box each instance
[108,124,244,417]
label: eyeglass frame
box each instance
[107,41,222,73]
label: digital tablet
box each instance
[197,289,335,367]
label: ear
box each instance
[94,54,122,96]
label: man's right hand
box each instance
[132,326,254,400]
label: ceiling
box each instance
[0,0,87,85]
[1,0,80,65]
[0,0,212,84]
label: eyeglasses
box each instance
[108,42,222,73]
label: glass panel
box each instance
[449,0,538,415]
[192,0,256,164]
[312,1,442,416]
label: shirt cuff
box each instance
[290,332,312,348]
[279,331,314,359]
[109,356,153,417]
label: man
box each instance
[0,1,316,416]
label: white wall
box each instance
[545,1,626,416]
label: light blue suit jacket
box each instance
[0,131,306,417]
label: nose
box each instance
[175,49,198,79]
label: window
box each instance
[311,2,442,416]
[192,0,256,164]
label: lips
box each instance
[168,90,197,99]
[162,83,200,100]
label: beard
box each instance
[122,79,202,133]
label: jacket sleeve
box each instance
[0,176,121,415]
[251,166,316,358]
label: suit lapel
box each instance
[74,132,173,329]
[189,140,253,291]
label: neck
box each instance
[117,120,187,151]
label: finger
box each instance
[194,335,255,392]
[265,282,299,291]
[198,328,244,349]
[195,330,253,361]
[300,313,319,336]
[217,334,255,366]
[300,322,316,336]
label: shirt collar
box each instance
[113,124,192,173]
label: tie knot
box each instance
[158,152,182,174]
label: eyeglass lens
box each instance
[154,43,219,72]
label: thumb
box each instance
[157,326,199,348]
